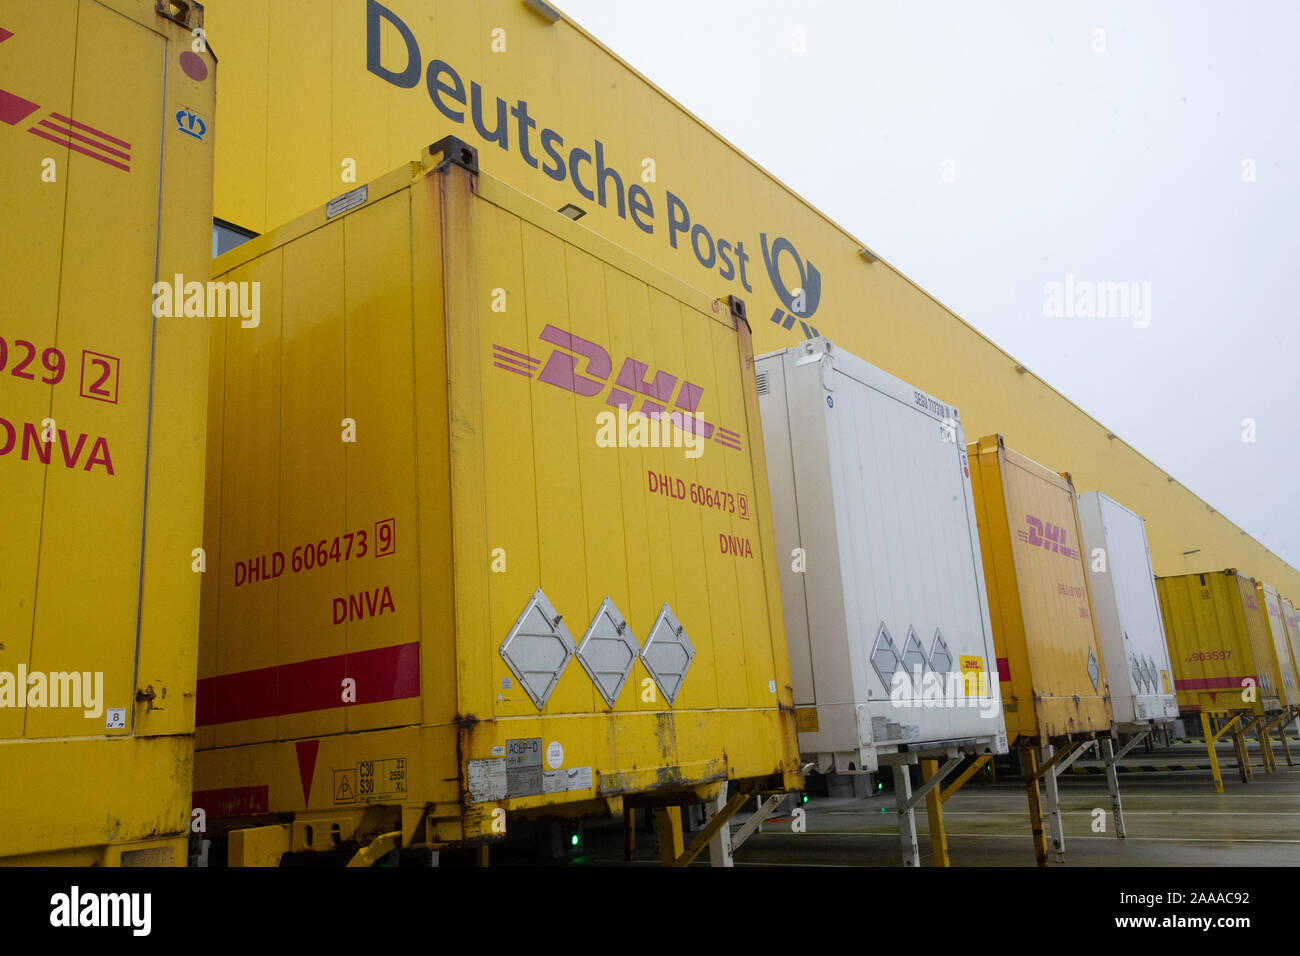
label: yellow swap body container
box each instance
[194,140,800,862]
[966,435,1112,748]
[1257,583,1300,709]
[0,0,215,865]
[1155,571,1279,716]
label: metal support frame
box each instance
[1022,745,1049,868]
[1019,736,1101,867]
[1265,711,1293,766]
[727,794,784,854]
[346,830,400,867]
[921,759,948,868]
[1201,711,1241,793]
[1100,735,1135,838]
[1233,718,1253,782]
[655,790,750,867]
[707,782,735,867]
[892,755,962,868]
[1042,745,1065,862]
[1256,719,1277,773]
[941,754,991,802]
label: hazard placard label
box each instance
[333,769,357,804]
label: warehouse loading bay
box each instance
[467,729,1300,868]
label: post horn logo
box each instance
[760,233,822,339]
[175,109,206,141]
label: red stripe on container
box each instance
[192,786,269,816]
[997,657,1011,682]
[1174,676,1256,691]
[195,641,420,726]
[48,110,130,148]
[493,360,534,377]
[0,88,40,126]
[27,127,129,171]
[38,118,130,159]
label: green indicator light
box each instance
[570,833,580,846]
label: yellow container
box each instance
[1257,583,1300,708]
[1155,571,1279,715]
[193,141,799,861]
[966,435,1112,747]
[0,0,216,865]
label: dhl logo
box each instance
[0,26,132,172]
[492,324,743,452]
[1016,514,1079,560]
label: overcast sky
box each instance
[559,0,1300,568]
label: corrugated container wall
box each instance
[1074,492,1179,728]
[193,145,799,859]
[1155,571,1279,715]
[1280,598,1300,687]
[966,435,1112,747]
[0,0,215,864]
[755,338,1006,774]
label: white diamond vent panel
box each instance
[500,589,576,710]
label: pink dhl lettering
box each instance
[1018,514,1078,560]
[493,326,741,449]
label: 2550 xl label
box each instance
[234,518,396,587]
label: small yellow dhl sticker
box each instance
[960,655,988,696]
[1161,670,1172,694]
[795,707,819,733]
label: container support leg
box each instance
[707,782,735,868]
[658,791,749,867]
[1257,723,1275,774]
[624,807,636,862]
[1042,745,1066,863]
[892,764,920,868]
[474,844,489,868]
[1200,712,1223,794]
[1271,713,1294,767]
[1232,720,1252,782]
[921,758,949,868]
[654,807,685,866]
[1023,746,1049,868]
[1100,737,1127,838]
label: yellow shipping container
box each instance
[966,435,1112,748]
[1156,571,1279,716]
[193,140,799,866]
[1155,571,1292,789]
[0,0,215,864]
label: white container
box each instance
[1075,491,1179,728]
[756,338,1007,774]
